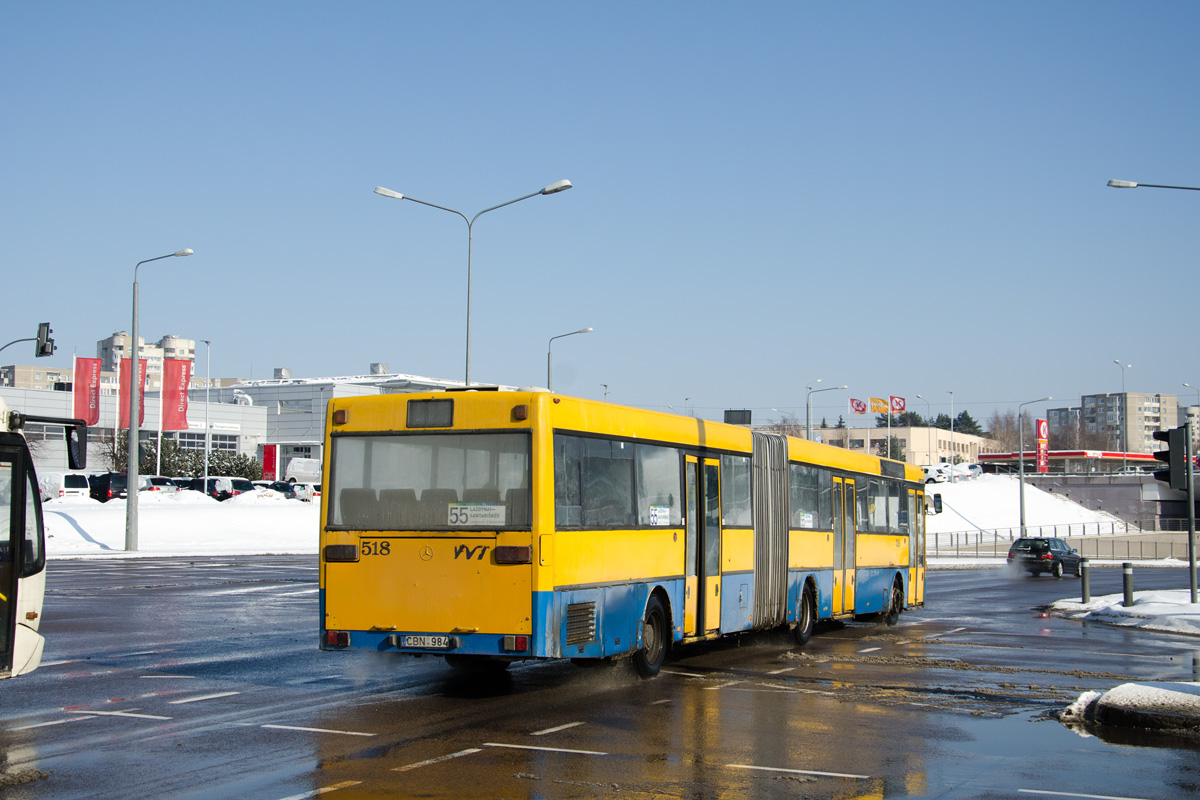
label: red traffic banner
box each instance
[849,398,868,415]
[118,358,148,429]
[162,358,192,431]
[890,396,906,413]
[869,397,889,414]
[72,357,103,425]
[1036,418,1049,473]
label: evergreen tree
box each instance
[954,411,982,436]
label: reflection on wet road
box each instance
[1,559,1197,798]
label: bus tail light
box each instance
[324,544,359,562]
[326,631,350,647]
[495,546,531,564]
[503,635,528,652]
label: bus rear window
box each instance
[328,432,531,530]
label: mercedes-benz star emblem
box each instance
[419,546,434,561]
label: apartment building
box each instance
[1048,392,1180,454]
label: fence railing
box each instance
[931,524,1192,561]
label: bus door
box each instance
[831,477,856,615]
[910,491,925,605]
[1,449,15,675]
[683,456,722,637]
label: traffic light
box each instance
[35,322,55,357]
[1152,426,1188,490]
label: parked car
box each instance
[1007,537,1082,578]
[254,480,297,499]
[142,476,179,494]
[922,464,952,484]
[90,472,129,502]
[291,482,321,502]
[39,472,90,501]
[183,477,234,501]
[228,478,257,497]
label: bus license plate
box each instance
[402,635,451,649]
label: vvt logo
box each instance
[454,544,490,561]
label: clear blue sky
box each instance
[3,2,1197,427]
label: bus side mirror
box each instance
[67,424,87,470]
[932,493,943,515]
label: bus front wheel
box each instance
[794,585,815,647]
[633,596,668,678]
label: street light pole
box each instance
[126,249,193,552]
[1107,179,1200,191]
[948,391,955,481]
[375,180,572,386]
[806,381,847,441]
[203,340,211,490]
[547,327,592,391]
[1114,359,1130,472]
[1018,395,1053,537]
[915,394,932,464]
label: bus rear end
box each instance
[320,392,537,666]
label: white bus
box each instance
[1,397,87,679]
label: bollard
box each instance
[1123,562,1134,608]
[1081,558,1090,604]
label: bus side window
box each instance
[23,464,44,577]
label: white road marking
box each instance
[116,649,173,657]
[38,659,80,667]
[767,667,795,675]
[262,724,375,737]
[11,715,98,730]
[704,681,741,691]
[532,721,584,736]
[1018,790,1155,800]
[728,763,869,779]
[661,669,705,678]
[208,585,291,596]
[285,675,343,685]
[274,780,362,799]
[140,675,197,679]
[393,748,483,772]
[168,691,241,705]
[277,589,320,597]
[68,709,172,720]
[753,682,823,694]
[484,742,607,756]
[858,647,882,653]
[923,627,967,639]
[650,699,672,705]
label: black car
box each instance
[182,477,232,502]
[1007,537,1082,577]
[89,472,129,502]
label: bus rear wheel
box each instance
[884,581,904,626]
[633,596,668,678]
[794,585,815,647]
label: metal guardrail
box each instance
[931,524,1193,561]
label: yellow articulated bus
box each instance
[319,390,925,677]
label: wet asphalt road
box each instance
[1,558,1198,799]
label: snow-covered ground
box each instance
[925,473,1124,537]
[43,490,319,557]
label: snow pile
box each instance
[925,474,1121,535]
[1064,682,1200,735]
[1050,590,1200,637]
[43,494,319,557]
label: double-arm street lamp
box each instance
[806,380,847,441]
[127,249,194,552]
[1018,395,1052,537]
[374,180,572,386]
[547,327,592,391]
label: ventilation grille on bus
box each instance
[565,602,597,645]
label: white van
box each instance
[284,457,322,484]
[38,472,91,501]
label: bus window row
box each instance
[789,464,915,536]
[554,434,753,530]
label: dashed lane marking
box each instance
[1018,790,1154,800]
[140,675,197,679]
[661,669,705,678]
[67,709,171,720]
[168,691,241,704]
[532,721,584,736]
[728,763,869,779]
[650,699,672,705]
[484,742,607,756]
[393,748,483,772]
[38,659,80,667]
[262,724,375,737]
[11,716,98,731]
[767,667,795,675]
[705,681,742,691]
[274,780,362,799]
[858,647,882,653]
